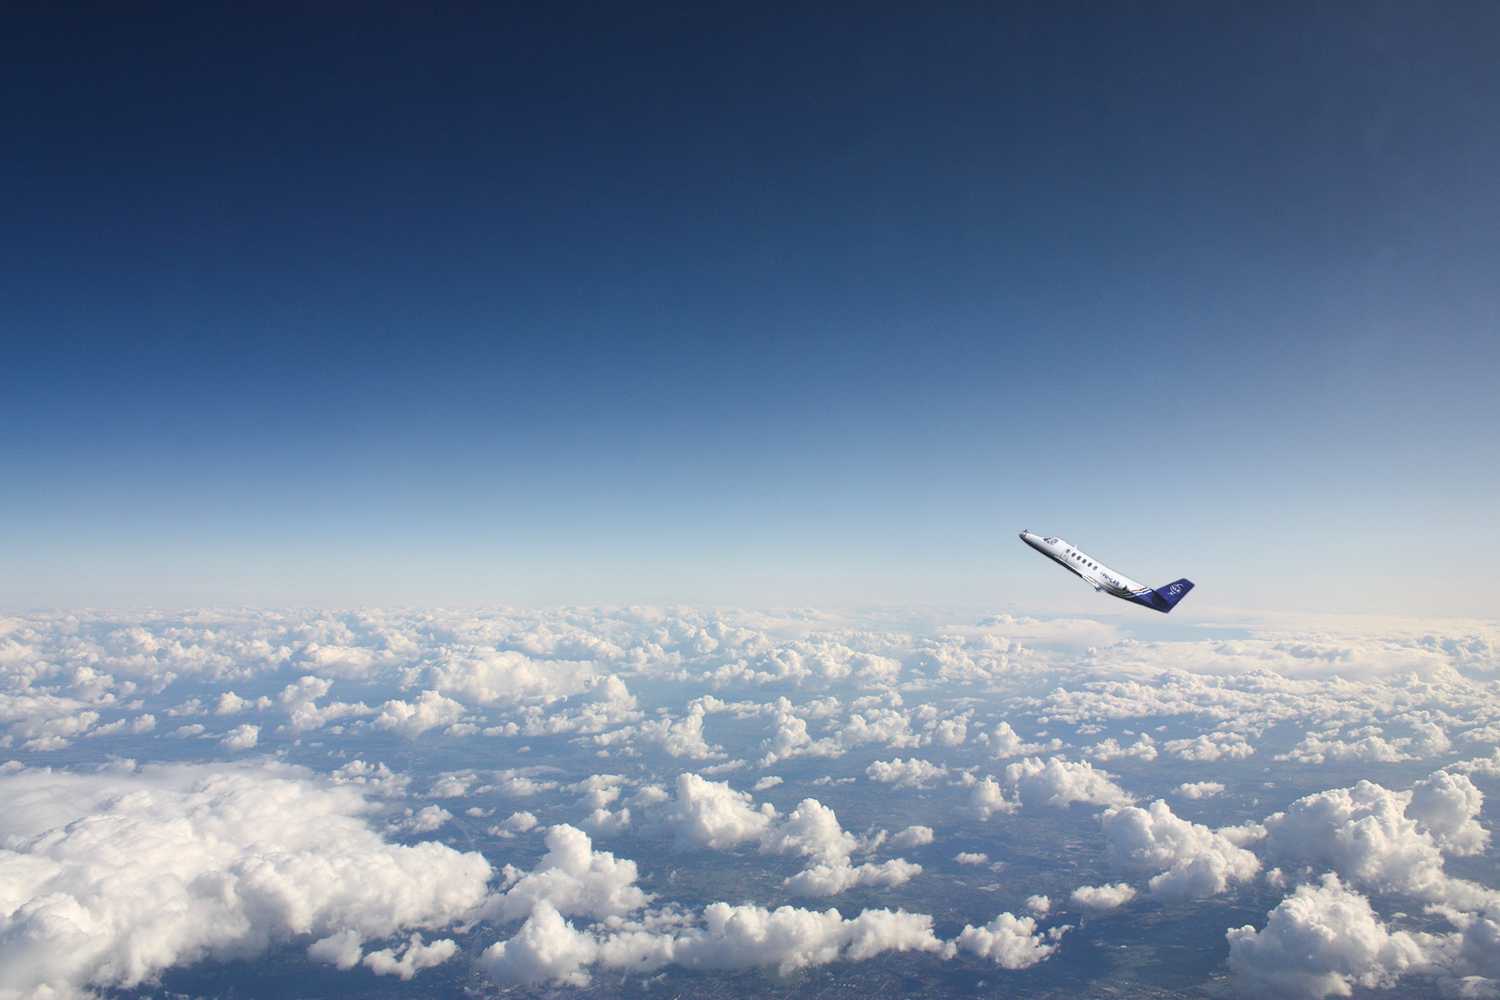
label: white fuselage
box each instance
[1017,531,1151,600]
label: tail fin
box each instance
[1140,579,1194,613]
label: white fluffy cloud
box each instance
[648,783,924,898]
[783,859,922,897]
[420,647,594,706]
[489,810,539,838]
[890,825,935,848]
[278,675,373,732]
[1089,733,1158,762]
[638,702,726,759]
[1408,770,1489,857]
[1276,730,1411,765]
[493,824,650,922]
[479,901,601,986]
[865,757,949,788]
[217,722,259,750]
[361,933,459,979]
[329,759,410,797]
[760,797,857,865]
[373,690,466,738]
[1174,780,1225,799]
[955,912,1069,968]
[482,901,952,986]
[989,720,1053,758]
[1003,757,1133,809]
[1163,731,1254,761]
[1259,776,1495,907]
[0,762,494,998]
[661,773,776,850]
[5,606,1499,997]
[1069,883,1137,910]
[1227,875,1433,999]
[391,804,453,833]
[1101,799,1260,899]
[969,774,1020,819]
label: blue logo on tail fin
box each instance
[1130,578,1194,614]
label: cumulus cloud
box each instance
[1163,731,1254,761]
[1227,875,1433,999]
[493,767,560,797]
[955,851,989,865]
[6,606,1499,997]
[517,674,641,736]
[480,900,600,986]
[968,774,1021,819]
[1003,757,1133,809]
[758,698,843,765]
[362,933,459,979]
[890,825,935,848]
[661,773,776,850]
[329,759,410,797]
[652,786,924,898]
[989,720,1053,758]
[1069,883,1137,910]
[1259,776,1496,908]
[0,762,493,998]
[1101,799,1260,899]
[374,690,466,738]
[618,900,950,973]
[930,714,969,747]
[955,912,1069,968]
[217,723,259,750]
[865,757,948,788]
[1088,733,1158,762]
[638,701,727,759]
[86,713,156,738]
[308,928,365,969]
[493,824,650,922]
[837,700,924,751]
[489,810,539,838]
[1174,781,1225,799]
[760,798,857,865]
[391,804,453,833]
[214,690,259,715]
[278,675,373,732]
[1276,730,1411,765]
[783,859,923,897]
[420,647,594,706]
[482,901,952,987]
[1408,770,1489,857]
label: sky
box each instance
[4,4,1498,613]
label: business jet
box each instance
[1019,530,1194,613]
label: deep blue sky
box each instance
[4,4,1498,613]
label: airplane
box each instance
[1019,530,1194,613]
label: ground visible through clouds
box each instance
[1,607,1497,999]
